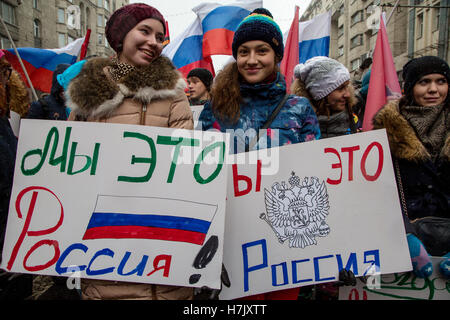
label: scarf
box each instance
[108,57,136,82]
[318,111,351,138]
[401,104,449,160]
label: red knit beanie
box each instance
[106,3,166,53]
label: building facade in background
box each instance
[302,0,449,81]
[0,0,129,57]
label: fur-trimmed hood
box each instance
[372,100,450,162]
[67,56,186,119]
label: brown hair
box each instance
[0,58,30,117]
[210,62,242,124]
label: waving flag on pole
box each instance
[162,17,215,79]
[193,0,262,57]
[4,37,85,93]
[280,6,299,92]
[362,16,401,131]
[298,11,331,63]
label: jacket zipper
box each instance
[140,103,147,125]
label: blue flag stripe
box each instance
[86,212,211,234]
[299,36,330,63]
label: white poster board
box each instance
[219,130,412,299]
[339,257,450,300]
[8,111,21,137]
[1,119,228,289]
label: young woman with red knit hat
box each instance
[66,3,193,300]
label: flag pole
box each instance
[385,0,400,26]
[0,16,39,101]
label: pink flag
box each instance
[362,16,401,131]
[280,6,299,93]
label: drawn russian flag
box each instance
[193,0,262,57]
[162,17,215,79]
[83,195,218,246]
[3,37,85,93]
[298,11,331,63]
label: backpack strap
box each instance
[247,93,290,151]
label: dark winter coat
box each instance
[372,100,450,221]
[27,64,70,120]
[0,116,17,257]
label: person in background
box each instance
[66,3,194,300]
[353,69,371,128]
[352,57,372,88]
[199,8,320,300]
[372,56,449,279]
[27,63,70,120]
[292,56,358,139]
[187,68,213,105]
[0,50,32,300]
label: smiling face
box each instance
[413,73,449,107]
[236,40,276,84]
[119,18,165,67]
[326,80,351,113]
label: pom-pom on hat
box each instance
[294,56,351,100]
[231,8,284,60]
[105,3,166,53]
[402,55,450,96]
[187,68,214,90]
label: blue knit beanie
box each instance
[57,59,87,91]
[232,8,284,60]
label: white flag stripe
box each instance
[49,37,85,56]
[94,195,218,222]
[299,11,331,41]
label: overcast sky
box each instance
[129,0,312,70]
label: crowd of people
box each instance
[0,3,448,300]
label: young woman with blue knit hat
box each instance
[199,8,320,300]
[199,8,320,153]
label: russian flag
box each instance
[162,17,215,79]
[3,37,85,93]
[298,11,331,63]
[83,195,218,246]
[193,0,262,57]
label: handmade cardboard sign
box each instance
[339,257,450,300]
[219,129,412,299]
[1,119,228,289]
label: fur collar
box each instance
[67,56,186,119]
[372,100,450,162]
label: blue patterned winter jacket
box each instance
[199,72,320,154]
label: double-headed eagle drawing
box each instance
[261,173,330,249]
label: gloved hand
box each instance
[334,269,357,287]
[194,264,230,300]
[407,233,433,278]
